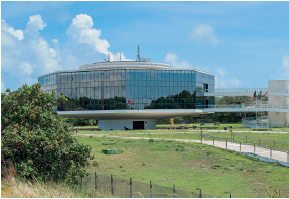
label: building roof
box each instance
[38,61,214,78]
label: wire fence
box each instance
[78,173,212,198]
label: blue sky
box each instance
[2,1,289,92]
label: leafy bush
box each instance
[1,84,94,184]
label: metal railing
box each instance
[204,88,268,93]
[203,88,289,94]
[200,134,289,166]
[242,116,289,128]
[197,103,289,110]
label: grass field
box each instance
[75,123,289,132]
[75,134,289,198]
[74,127,289,151]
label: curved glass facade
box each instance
[38,69,215,111]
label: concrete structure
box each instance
[203,80,289,127]
[268,80,289,124]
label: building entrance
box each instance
[133,121,144,129]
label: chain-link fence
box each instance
[78,173,211,198]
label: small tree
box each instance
[1,84,94,184]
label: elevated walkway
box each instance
[203,88,289,97]
[199,103,289,113]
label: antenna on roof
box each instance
[137,45,141,61]
[108,53,110,62]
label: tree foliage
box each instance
[1,84,94,184]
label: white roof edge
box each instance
[38,64,214,78]
[79,61,170,69]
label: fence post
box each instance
[173,184,175,198]
[95,172,97,190]
[240,142,241,152]
[213,137,214,146]
[150,181,152,198]
[130,177,132,198]
[226,139,227,149]
[199,189,202,198]
[287,151,289,163]
[270,148,272,159]
[230,130,232,140]
[76,128,78,134]
[111,174,113,196]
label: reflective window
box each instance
[39,68,214,111]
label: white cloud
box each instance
[1,31,17,49]
[29,38,60,73]
[52,39,59,44]
[18,62,33,75]
[26,14,47,32]
[70,14,93,30]
[189,24,219,45]
[216,68,228,77]
[164,53,212,73]
[66,14,110,55]
[279,55,289,78]
[282,55,289,69]
[2,20,24,40]
[1,81,6,92]
[2,13,134,91]
[1,14,61,91]
[110,52,133,61]
[215,68,242,88]
[164,53,191,69]
[49,48,57,58]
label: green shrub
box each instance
[1,84,94,184]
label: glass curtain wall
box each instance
[38,69,214,111]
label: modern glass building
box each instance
[38,60,215,130]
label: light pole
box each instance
[256,99,258,129]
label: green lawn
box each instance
[158,123,289,132]
[75,135,289,198]
[73,123,289,132]
[74,128,289,150]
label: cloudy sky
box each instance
[2,1,289,92]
